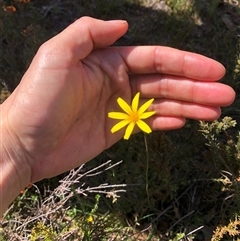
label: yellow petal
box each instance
[131,92,140,112]
[111,119,130,133]
[138,98,154,116]
[108,112,129,120]
[117,98,132,115]
[140,111,156,119]
[136,120,152,133]
[124,122,135,140]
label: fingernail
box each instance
[107,20,127,24]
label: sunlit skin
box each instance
[0,17,235,216]
[108,92,156,139]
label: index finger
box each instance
[117,46,226,81]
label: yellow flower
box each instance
[108,92,156,140]
[87,215,93,223]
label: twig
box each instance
[185,225,204,238]
[167,210,195,232]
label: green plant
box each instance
[30,222,57,241]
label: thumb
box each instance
[38,17,128,66]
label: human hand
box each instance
[1,17,235,187]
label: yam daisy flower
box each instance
[108,92,156,140]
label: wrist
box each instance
[0,120,31,216]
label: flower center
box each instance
[130,112,139,122]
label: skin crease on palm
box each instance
[0,17,235,215]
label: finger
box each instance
[117,46,225,81]
[131,74,235,107]
[38,17,128,66]
[150,99,221,121]
[149,116,186,130]
[131,116,186,134]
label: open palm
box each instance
[2,17,235,182]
